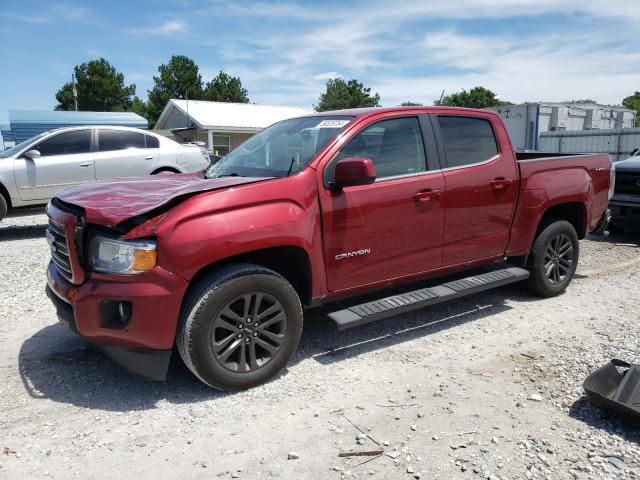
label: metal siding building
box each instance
[7,110,148,143]
[1,124,15,149]
[489,103,637,151]
[539,128,640,161]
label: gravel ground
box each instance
[0,211,639,480]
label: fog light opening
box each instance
[100,300,132,329]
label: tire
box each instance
[177,263,303,390]
[0,193,7,221]
[526,219,579,297]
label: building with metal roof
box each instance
[7,110,148,143]
[1,124,15,150]
[154,99,311,155]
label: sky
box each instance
[0,0,639,126]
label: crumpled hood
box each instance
[55,173,270,227]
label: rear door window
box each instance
[35,130,92,156]
[98,130,146,152]
[437,116,498,168]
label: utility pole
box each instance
[72,74,78,111]
[185,90,190,128]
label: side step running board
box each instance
[327,267,530,330]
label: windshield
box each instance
[0,133,46,158]
[205,115,353,179]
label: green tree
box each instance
[315,78,380,112]
[147,55,204,126]
[436,86,509,108]
[127,96,150,121]
[203,71,249,103]
[400,101,423,106]
[563,99,598,104]
[622,91,640,127]
[55,58,136,111]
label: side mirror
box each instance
[330,157,376,190]
[23,149,41,160]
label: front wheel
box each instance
[177,264,303,390]
[526,220,579,297]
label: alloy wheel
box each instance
[543,234,574,285]
[210,292,287,373]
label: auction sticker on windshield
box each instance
[315,119,351,128]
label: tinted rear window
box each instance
[35,130,91,156]
[438,116,498,168]
[145,134,159,148]
[98,130,146,152]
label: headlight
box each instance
[88,235,157,274]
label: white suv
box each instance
[0,126,209,221]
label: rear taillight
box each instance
[608,160,616,200]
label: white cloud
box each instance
[132,19,188,36]
[370,29,640,106]
[202,1,639,109]
[313,71,343,80]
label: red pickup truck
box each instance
[45,107,614,390]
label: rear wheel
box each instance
[526,220,579,297]
[177,264,303,390]
[0,193,7,221]
[151,168,179,174]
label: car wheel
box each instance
[151,168,179,175]
[526,219,579,297]
[0,193,7,221]
[177,263,303,390]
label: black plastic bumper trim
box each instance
[100,346,172,382]
[45,284,79,335]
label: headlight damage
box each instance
[88,235,157,274]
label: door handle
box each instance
[490,177,513,189]
[79,162,93,167]
[144,156,154,160]
[413,189,441,202]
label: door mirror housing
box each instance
[23,149,41,160]
[330,157,376,190]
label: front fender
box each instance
[133,170,327,298]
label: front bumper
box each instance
[46,262,189,381]
[609,198,640,231]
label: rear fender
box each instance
[506,168,592,256]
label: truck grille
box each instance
[47,219,73,280]
[615,172,640,196]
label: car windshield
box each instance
[205,115,353,179]
[0,133,46,158]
